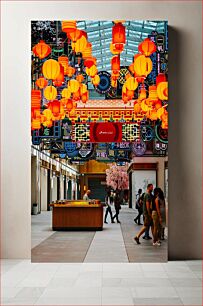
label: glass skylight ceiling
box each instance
[77,20,166,72]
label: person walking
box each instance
[112,190,121,223]
[157,188,166,240]
[151,188,162,246]
[104,191,115,224]
[134,189,143,225]
[134,184,154,244]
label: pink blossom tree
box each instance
[106,163,129,191]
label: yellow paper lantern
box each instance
[122,84,127,94]
[149,109,158,121]
[83,42,92,58]
[141,100,150,112]
[134,54,153,77]
[68,79,80,93]
[80,84,88,95]
[72,35,87,53]
[157,107,165,119]
[42,109,53,121]
[42,59,60,80]
[44,86,57,101]
[89,65,98,78]
[92,75,100,86]
[125,77,138,91]
[157,82,168,100]
[62,88,71,99]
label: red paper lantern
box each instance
[47,100,61,116]
[138,38,156,57]
[32,40,51,59]
[112,22,126,45]
[156,73,167,85]
[111,55,120,72]
[84,57,97,68]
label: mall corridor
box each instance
[31,206,167,263]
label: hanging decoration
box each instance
[31,20,168,158]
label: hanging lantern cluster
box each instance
[128,38,156,84]
[110,21,126,86]
[122,76,138,103]
[111,55,120,87]
[31,21,168,132]
[133,73,168,129]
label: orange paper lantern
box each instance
[32,40,51,59]
[62,21,77,34]
[134,102,141,114]
[138,38,156,57]
[35,77,48,89]
[58,56,69,75]
[67,29,82,42]
[53,65,64,87]
[66,99,74,111]
[157,82,168,100]
[81,92,88,103]
[76,74,84,83]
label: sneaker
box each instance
[134,236,141,245]
[153,241,161,246]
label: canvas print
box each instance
[31,20,168,262]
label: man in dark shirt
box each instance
[134,184,154,244]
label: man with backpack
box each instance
[134,188,143,225]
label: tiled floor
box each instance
[1,260,202,305]
[31,207,167,263]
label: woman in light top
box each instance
[83,190,91,201]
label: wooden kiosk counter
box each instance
[50,200,103,231]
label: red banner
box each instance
[90,122,123,142]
